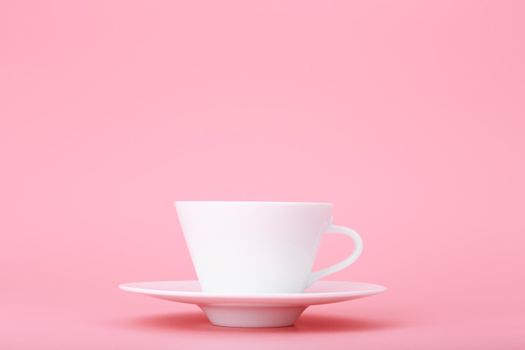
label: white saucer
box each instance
[119,280,386,328]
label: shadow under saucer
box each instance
[113,310,403,334]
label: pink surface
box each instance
[1,0,524,349]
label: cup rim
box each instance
[174,201,333,206]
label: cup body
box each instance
[175,201,333,294]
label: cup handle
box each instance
[307,224,363,286]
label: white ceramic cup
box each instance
[175,201,363,294]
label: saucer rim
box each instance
[118,280,387,299]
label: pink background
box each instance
[1,0,524,349]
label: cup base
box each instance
[200,305,306,328]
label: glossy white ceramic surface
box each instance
[119,280,386,327]
[175,201,363,293]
